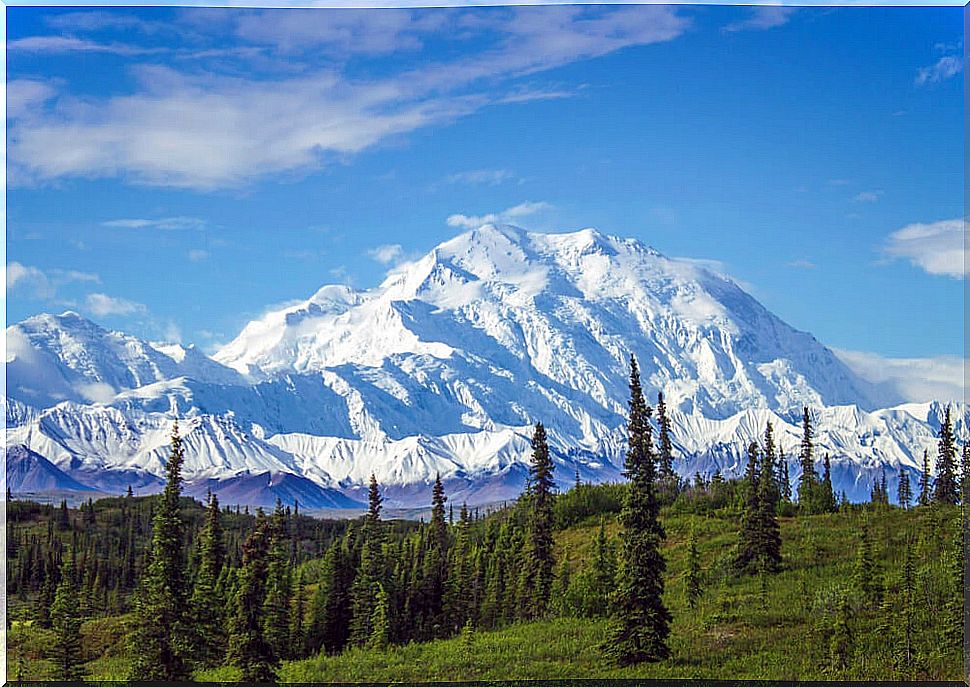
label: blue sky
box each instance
[5,5,965,391]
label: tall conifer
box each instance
[522,422,556,619]
[934,406,959,504]
[605,355,671,664]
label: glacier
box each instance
[5,225,966,507]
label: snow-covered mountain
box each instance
[5,225,966,507]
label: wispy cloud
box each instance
[446,169,517,186]
[102,216,207,231]
[188,249,209,262]
[446,201,553,229]
[723,7,795,33]
[834,348,966,405]
[367,244,406,265]
[883,218,966,279]
[852,190,883,203]
[85,292,148,317]
[787,259,817,270]
[916,55,962,86]
[8,35,163,56]
[9,6,688,190]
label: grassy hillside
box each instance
[8,498,962,682]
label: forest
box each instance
[6,356,966,682]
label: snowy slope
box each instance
[5,226,965,507]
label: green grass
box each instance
[9,503,962,682]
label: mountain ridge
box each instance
[5,225,965,507]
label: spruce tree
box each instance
[762,423,779,509]
[822,454,836,512]
[798,407,817,511]
[368,584,391,650]
[522,422,556,619]
[735,441,762,572]
[307,541,353,654]
[228,509,278,682]
[919,449,931,506]
[961,443,969,506]
[263,499,293,659]
[685,522,702,609]
[605,355,671,664]
[934,405,959,504]
[128,420,190,681]
[778,448,792,503]
[656,391,676,483]
[897,471,912,509]
[829,590,854,674]
[588,519,616,617]
[50,555,85,681]
[756,440,782,572]
[350,475,384,645]
[189,491,227,667]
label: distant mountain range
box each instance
[6,225,966,508]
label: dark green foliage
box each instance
[870,469,890,506]
[521,422,556,619]
[829,590,854,673]
[761,423,779,509]
[368,584,391,649]
[189,492,227,667]
[821,454,837,512]
[291,571,307,658]
[933,406,959,505]
[897,472,912,509]
[50,555,85,681]
[735,441,762,572]
[228,509,278,683]
[263,500,293,659]
[605,355,671,664]
[919,450,931,506]
[128,420,191,681]
[798,407,816,505]
[350,475,384,646]
[308,541,354,655]
[778,449,792,503]
[554,482,626,529]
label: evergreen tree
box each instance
[50,555,85,681]
[685,522,702,609]
[919,449,931,506]
[822,454,836,512]
[368,584,391,650]
[263,500,293,659]
[798,407,817,510]
[350,475,384,645]
[522,422,556,619]
[756,440,782,572]
[735,441,762,572]
[56,500,70,531]
[189,491,227,667]
[778,448,792,503]
[227,510,278,683]
[129,420,190,681]
[897,471,912,509]
[605,355,671,664]
[961,443,969,506]
[589,519,617,616]
[934,405,959,504]
[656,391,676,482]
[308,541,353,655]
[762,423,779,508]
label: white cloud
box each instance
[85,293,147,317]
[188,249,209,262]
[6,262,100,300]
[853,190,883,203]
[787,259,816,270]
[102,216,207,230]
[916,55,963,86]
[7,35,162,56]
[835,348,966,405]
[367,244,405,265]
[446,169,516,186]
[723,7,795,33]
[884,218,966,278]
[446,201,553,229]
[9,7,688,190]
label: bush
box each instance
[554,482,627,529]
